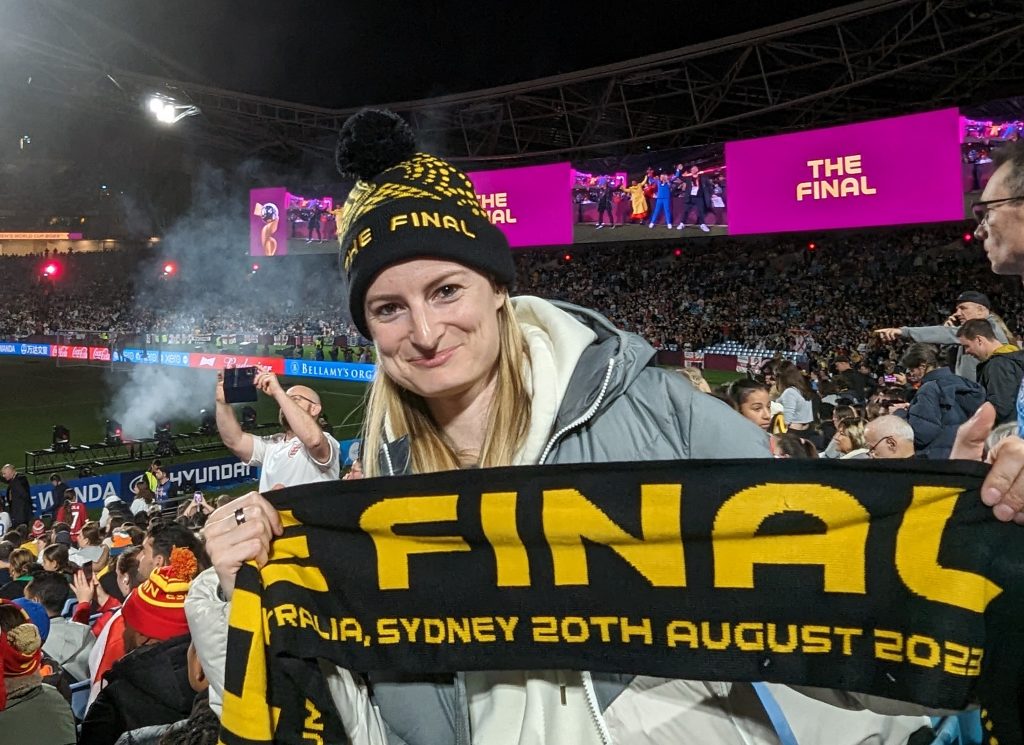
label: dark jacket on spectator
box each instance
[907,367,985,459]
[2,473,32,529]
[976,345,1024,425]
[80,634,193,745]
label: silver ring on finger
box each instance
[234,507,246,526]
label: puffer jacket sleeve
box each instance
[907,383,943,452]
[184,568,390,745]
[664,372,772,458]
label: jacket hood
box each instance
[106,633,194,712]
[541,299,656,431]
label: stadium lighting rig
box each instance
[147,95,200,125]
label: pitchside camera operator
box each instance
[214,369,340,491]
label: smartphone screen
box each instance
[224,366,258,403]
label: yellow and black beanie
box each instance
[335,109,515,338]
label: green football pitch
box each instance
[0,357,740,484]
[0,357,368,479]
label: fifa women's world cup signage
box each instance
[725,108,964,234]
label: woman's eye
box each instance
[373,303,400,318]
[436,284,461,300]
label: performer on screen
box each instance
[625,178,649,224]
[254,202,279,256]
[306,199,325,243]
[648,173,674,229]
[676,165,713,232]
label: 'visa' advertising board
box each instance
[725,108,963,234]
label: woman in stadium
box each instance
[726,378,772,431]
[770,361,815,431]
[190,110,941,745]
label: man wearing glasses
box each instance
[973,140,1024,277]
[214,370,339,491]
[864,415,916,459]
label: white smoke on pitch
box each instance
[107,365,217,439]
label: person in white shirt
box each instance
[772,361,815,430]
[215,370,339,491]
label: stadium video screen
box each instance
[251,103,1022,252]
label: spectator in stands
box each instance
[153,468,179,505]
[69,563,122,637]
[0,541,13,586]
[130,482,157,516]
[0,549,35,599]
[40,543,74,583]
[87,523,208,707]
[835,416,869,459]
[0,509,9,538]
[54,488,87,543]
[23,571,93,681]
[957,318,1024,425]
[900,343,984,459]
[677,367,711,393]
[144,460,162,495]
[972,139,1024,278]
[773,433,819,458]
[214,370,339,491]
[865,416,917,459]
[0,464,32,534]
[832,356,867,402]
[99,494,130,532]
[874,291,1009,381]
[0,599,76,744]
[10,596,74,703]
[772,361,814,431]
[80,547,199,745]
[48,474,69,510]
[726,379,772,431]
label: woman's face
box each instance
[738,390,772,431]
[365,259,505,404]
[836,428,853,453]
[42,556,57,571]
[905,364,927,384]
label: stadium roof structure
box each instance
[5,0,1024,169]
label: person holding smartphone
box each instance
[214,369,340,491]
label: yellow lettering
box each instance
[806,159,824,178]
[303,699,324,744]
[360,495,471,590]
[562,617,590,643]
[701,622,732,650]
[533,616,558,643]
[423,618,445,643]
[544,483,684,586]
[298,607,315,630]
[447,617,471,644]
[389,215,408,231]
[495,616,518,642]
[620,617,653,645]
[845,154,862,174]
[495,193,508,208]
[801,625,832,653]
[666,620,698,649]
[944,641,970,676]
[421,211,441,228]
[459,219,477,236]
[967,648,983,676]
[472,617,496,642]
[833,627,863,656]
[796,182,813,201]
[400,617,421,642]
[339,618,363,642]
[906,634,941,668]
[874,630,903,662]
[589,616,618,642]
[713,483,869,593]
[274,604,298,628]
[377,618,400,645]
[481,492,530,586]
[358,228,372,247]
[860,175,877,195]
[840,177,860,197]
[824,158,843,177]
[734,622,765,651]
[767,623,798,653]
[442,215,459,231]
[821,179,839,199]
[896,487,1002,613]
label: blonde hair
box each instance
[361,294,531,476]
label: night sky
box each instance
[9,0,853,108]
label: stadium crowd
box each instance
[3,224,1023,362]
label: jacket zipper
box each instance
[380,441,395,476]
[581,671,613,745]
[537,357,616,465]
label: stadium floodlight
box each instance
[146,95,200,125]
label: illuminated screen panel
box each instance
[725,108,964,235]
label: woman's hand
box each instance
[72,570,95,605]
[201,490,283,599]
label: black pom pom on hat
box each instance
[335,108,417,181]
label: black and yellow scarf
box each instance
[219,459,1024,745]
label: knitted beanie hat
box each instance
[334,109,515,338]
[121,546,198,641]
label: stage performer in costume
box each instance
[191,109,956,745]
[648,172,674,228]
[625,178,649,224]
